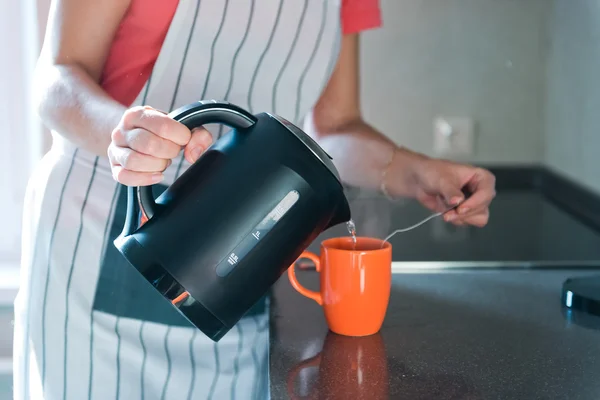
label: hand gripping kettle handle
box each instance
[121,101,258,236]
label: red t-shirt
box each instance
[101,0,382,106]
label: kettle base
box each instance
[114,234,231,342]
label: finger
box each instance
[443,209,459,223]
[439,180,465,207]
[459,209,490,227]
[450,203,488,222]
[109,144,171,173]
[443,204,486,223]
[441,209,465,225]
[111,165,164,186]
[457,189,495,216]
[184,128,214,163]
[456,171,496,215]
[121,106,192,146]
[112,127,182,159]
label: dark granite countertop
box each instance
[268,190,600,399]
[270,269,600,400]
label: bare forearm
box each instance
[33,62,126,157]
[308,118,426,197]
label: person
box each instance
[15,0,496,399]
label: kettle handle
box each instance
[122,100,257,236]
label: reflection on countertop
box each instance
[270,269,600,400]
[285,332,390,400]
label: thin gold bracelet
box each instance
[380,147,398,200]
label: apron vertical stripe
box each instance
[21,151,78,400]
[247,0,285,112]
[199,0,231,101]
[114,318,122,399]
[294,0,328,123]
[175,0,231,178]
[62,156,99,399]
[207,344,220,400]
[230,323,245,399]
[139,322,147,400]
[223,0,256,100]
[250,315,263,399]
[257,315,270,400]
[168,0,202,112]
[271,0,309,115]
[40,149,79,388]
[160,326,173,400]
[186,329,198,400]
[142,72,155,107]
[218,0,256,138]
[88,182,119,400]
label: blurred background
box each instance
[1,0,599,398]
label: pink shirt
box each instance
[100,0,382,106]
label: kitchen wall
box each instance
[359,0,550,165]
[359,0,599,196]
[544,0,600,195]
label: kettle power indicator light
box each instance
[215,190,300,277]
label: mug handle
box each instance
[288,251,323,305]
[286,353,322,400]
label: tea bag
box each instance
[381,203,462,247]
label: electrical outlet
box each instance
[433,117,475,157]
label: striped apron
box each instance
[13,0,342,399]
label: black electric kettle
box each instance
[114,100,351,342]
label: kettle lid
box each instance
[268,114,342,182]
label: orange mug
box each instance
[288,237,392,336]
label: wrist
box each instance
[381,147,429,199]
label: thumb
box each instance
[184,128,213,164]
[439,180,465,207]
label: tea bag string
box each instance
[380,205,459,248]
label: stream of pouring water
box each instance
[346,219,357,247]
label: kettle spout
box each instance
[325,195,352,230]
